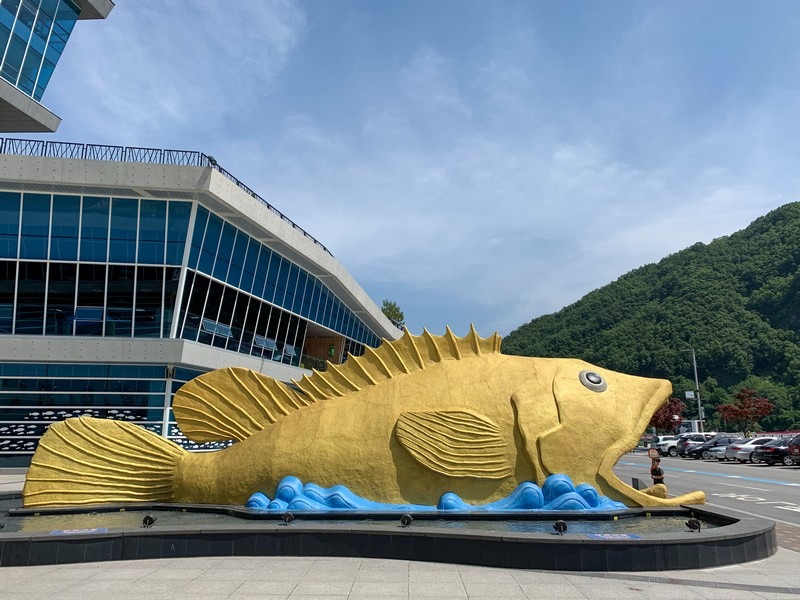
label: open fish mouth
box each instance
[598,443,706,506]
[597,456,705,506]
[596,381,706,507]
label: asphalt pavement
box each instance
[614,452,800,552]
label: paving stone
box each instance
[349,580,410,596]
[463,581,526,597]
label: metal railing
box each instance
[0,137,332,257]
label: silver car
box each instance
[708,444,728,460]
[730,437,780,463]
[724,438,752,461]
[709,440,746,460]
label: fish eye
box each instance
[579,370,607,393]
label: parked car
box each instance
[751,438,794,466]
[657,433,692,457]
[686,437,739,460]
[708,443,733,460]
[650,435,677,449]
[729,437,780,463]
[677,433,715,457]
[725,438,752,461]
[789,434,800,462]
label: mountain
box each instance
[502,202,800,431]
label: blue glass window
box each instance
[240,238,259,293]
[0,393,168,409]
[40,1,76,99]
[19,193,50,259]
[318,288,329,326]
[34,54,53,98]
[17,43,40,95]
[292,270,306,314]
[198,214,221,274]
[138,200,166,264]
[227,231,247,287]
[173,367,205,383]
[106,264,134,336]
[108,198,138,263]
[0,0,79,101]
[327,298,336,329]
[0,192,20,258]
[79,197,109,262]
[307,277,319,320]
[180,272,208,342]
[166,201,191,265]
[264,253,280,302]
[325,290,335,329]
[53,363,105,378]
[335,302,345,331]
[45,262,75,335]
[162,266,179,336]
[1,25,26,84]
[15,261,45,334]
[135,265,164,337]
[187,206,208,269]
[274,259,290,307]
[0,6,13,60]
[75,264,105,335]
[212,222,235,281]
[50,195,79,260]
[308,280,321,322]
[0,261,15,334]
[253,247,271,299]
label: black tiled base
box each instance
[0,506,777,572]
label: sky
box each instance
[31,0,800,337]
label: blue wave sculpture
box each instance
[246,474,625,512]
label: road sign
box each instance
[648,448,659,459]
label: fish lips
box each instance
[596,378,677,497]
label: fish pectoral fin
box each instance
[395,410,513,479]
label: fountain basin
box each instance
[0,501,776,571]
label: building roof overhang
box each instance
[0,80,61,133]
[74,0,114,20]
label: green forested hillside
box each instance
[502,202,800,431]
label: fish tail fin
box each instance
[23,416,186,507]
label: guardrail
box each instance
[0,138,332,257]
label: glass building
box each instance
[0,138,401,466]
[0,0,112,132]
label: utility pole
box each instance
[690,348,704,433]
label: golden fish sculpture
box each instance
[23,327,705,508]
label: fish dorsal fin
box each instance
[395,410,513,479]
[172,367,312,443]
[293,325,502,401]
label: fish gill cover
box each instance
[246,474,625,512]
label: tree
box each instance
[650,397,686,433]
[717,388,775,435]
[381,299,405,327]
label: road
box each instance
[614,452,800,550]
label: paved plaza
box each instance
[2,552,799,599]
[2,472,799,599]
